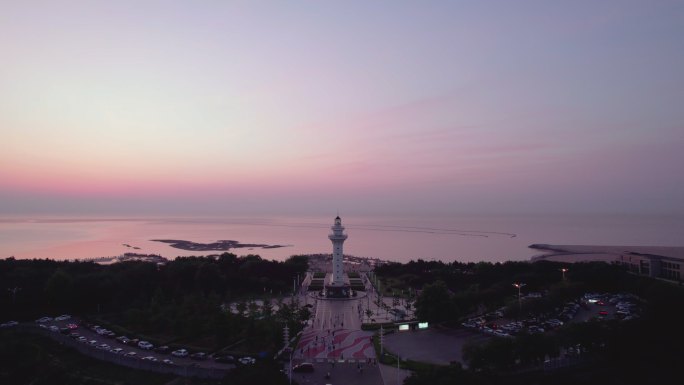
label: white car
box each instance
[238,357,256,365]
[97,343,111,350]
[49,325,60,332]
[1,321,19,327]
[36,317,53,323]
[171,349,189,357]
[111,348,124,354]
[126,351,137,358]
[138,341,154,350]
[493,330,512,338]
[142,356,158,362]
[55,314,71,321]
[162,359,175,365]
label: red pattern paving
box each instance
[295,328,375,360]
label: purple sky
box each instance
[1,0,683,216]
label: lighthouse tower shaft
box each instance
[328,216,347,285]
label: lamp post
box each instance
[560,268,569,281]
[513,282,526,316]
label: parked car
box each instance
[142,356,158,362]
[55,314,71,321]
[0,321,18,327]
[66,323,79,330]
[111,348,124,354]
[116,336,131,344]
[138,341,154,350]
[154,345,170,354]
[214,355,235,363]
[190,352,207,360]
[293,362,314,373]
[172,349,189,357]
[36,317,52,323]
[162,359,175,365]
[126,352,137,358]
[238,357,256,365]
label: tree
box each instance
[365,308,374,323]
[404,299,413,318]
[415,281,453,322]
[44,269,74,311]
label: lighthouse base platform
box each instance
[324,284,351,298]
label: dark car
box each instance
[293,363,314,373]
[155,345,170,354]
[214,355,235,363]
[190,352,207,360]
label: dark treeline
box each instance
[1,253,307,318]
[380,260,684,385]
[377,259,645,322]
[1,254,309,353]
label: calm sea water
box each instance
[1,214,682,263]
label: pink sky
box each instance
[1,1,683,216]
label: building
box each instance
[615,252,682,282]
[326,216,351,297]
[531,244,684,284]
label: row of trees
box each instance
[382,260,652,323]
[1,253,307,318]
[397,259,684,385]
[1,254,309,352]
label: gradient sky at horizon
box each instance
[1,0,683,217]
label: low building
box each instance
[615,252,682,282]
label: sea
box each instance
[1,214,682,263]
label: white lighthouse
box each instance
[328,215,348,285]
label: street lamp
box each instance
[560,268,569,281]
[513,282,526,316]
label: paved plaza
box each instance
[295,328,375,360]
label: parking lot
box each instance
[384,291,640,367]
[32,316,238,371]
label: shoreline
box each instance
[530,244,684,263]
